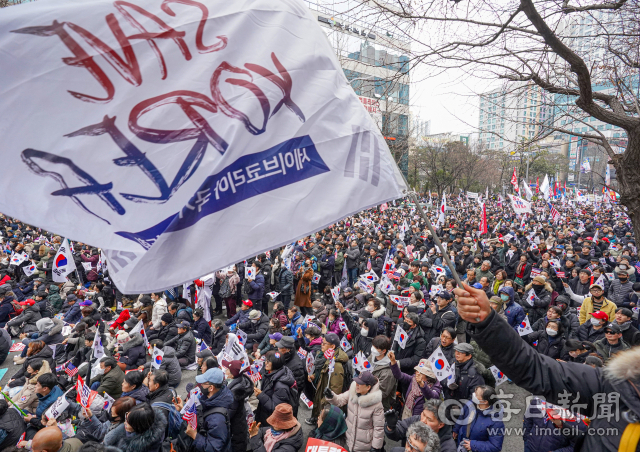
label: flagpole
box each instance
[0,391,27,416]
[406,190,464,289]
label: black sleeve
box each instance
[468,310,604,414]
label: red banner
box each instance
[305,438,348,452]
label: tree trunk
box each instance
[612,130,640,240]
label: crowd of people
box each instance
[0,193,638,452]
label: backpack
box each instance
[219,278,232,300]
[198,407,231,449]
[151,402,185,440]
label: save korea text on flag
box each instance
[0,0,406,293]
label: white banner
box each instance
[0,0,406,293]
[507,194,532,215]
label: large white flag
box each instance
[507,194,532,215]
[438,193,447,226]
[540,175,551,200]
[522,181,534,201]
[0,0,406,293]
[52,238,77,283]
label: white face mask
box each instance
[360,328,369,337]
[590,318,601,326]
[546,328,558,337]
[370,346,380,357]
[94,367,105,376]
[471,393,481,405]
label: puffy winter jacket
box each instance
[144,346,182,387]
[497,287,525,330]
[105,407,166,452]
[7,303,41,333]
[227,374,254,452]
[392,324,427,374]
[210,325,229,356]
[256,366,298,426]
[238,313,269,348]
[278,268,294,296]
[193,386,234,452]
[330,382,385,452]
[119,332,147,370]
[453,401,505,452]
[164,330,196,363]
[248,273,265,301]
[250,425,304,452]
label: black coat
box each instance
[255,366,298,425]
[392,324,427,374]
[446,358,485,401]
[468,309,640,452]
[577,323,607,343]
[524,331,568,360]
[164,330,196,362]
[419,303,458,344]
[423,337,455,365]
[250,426,303,452]
[343,313,377,357]
[227,374,254,452]
[238,314,269,347]
[211,325,229,355]
[10,345,54,386]
[0,405,26,450]
[281,349,307,398]
[192,317,212,346]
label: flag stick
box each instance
[406,190,465,289]
[0,390,27,416]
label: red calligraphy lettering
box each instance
[160,0,227,54]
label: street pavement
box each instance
[0,316,531,451]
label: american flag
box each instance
[635,262,640,274]
[247,369,262,383]
[181,397,198,430]
[547,203,561,222]
[65,363,78,377]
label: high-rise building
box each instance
[304,0,411,138]
[478,84,551,151]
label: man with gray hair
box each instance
[475,261,495,288]
[390,422,440,452]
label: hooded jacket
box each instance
[419,302,458,344]
[468,308,640,452]
[150,298,168,330]
[6,303,41,332]
[193,386,235,452]
[497,287,525,330]
[278,267,294,296]
[343,313,377,357]
[523,283,552,325]
[370,353,397,411]
[331,382,385,452]
[393,324,427,374]
[36,317,64,345]
[256,365,298,426]
[524,330,568,360]
[143,346,181,387]
[47,285,63,312]
[164,329,196,363]
[105,407,167,452]
[119,332,147,369]
[0,403,26,450]
[312,347,349,415]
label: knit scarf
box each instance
[262,424,300,452]
[402,378,422,420]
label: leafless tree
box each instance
[364,0,640,237]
